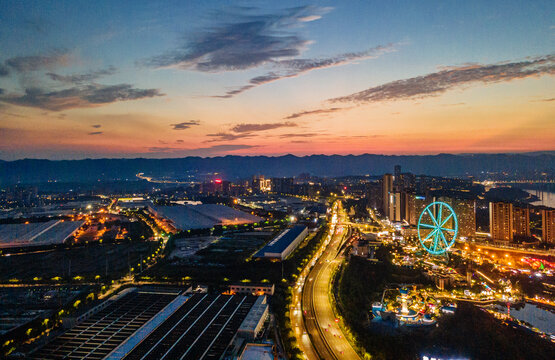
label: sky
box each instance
[0,0,553,160]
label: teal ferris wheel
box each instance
[417,201,458,255]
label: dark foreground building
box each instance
[29,288,267,360]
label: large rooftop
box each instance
[122,293,258,360]
[29,288,179,360]
[255,225,307,257]
[0,220,84,249]
[149,204,262,230]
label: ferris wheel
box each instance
[417,201,458,255]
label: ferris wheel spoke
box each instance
[440,213,453,227]
[419,223,435,229]
[441,227,455,233]
[439,231,450,248]
[424,228,438,241]
[433,232,439,251]
[427,208,439,227]
[437,204,443,225]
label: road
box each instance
[293,203,360,360]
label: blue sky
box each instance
[0,1,553,159]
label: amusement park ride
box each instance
[417,201,459,258]
[372,202,460,325]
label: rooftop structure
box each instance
[121,293,260,360]
[238,343,274,360]
[148,204,262,232]
[229,283,275,296]
[237,295,269,339]
[30,288,180,360]
[0,220,84,249]
[254,225,308,260]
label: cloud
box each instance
[176,139,184,143]
[46,66,117,84]
[216,44,396,98]
[284,107,344,119]
[0,64,9,77]
[88,131,103,135]
[143,6,330,72]
[91,124,102,128]
[205,121,298,142]
[331,54,555,104]
[146,144,257,156]
[205,132,254,142]
[231,121,297,133]
[5,49,71,72]
[171,120,201,130]
[0,84,163,111]
[278,132,321,138]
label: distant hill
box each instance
[0,153,554,185]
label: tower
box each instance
[382,174,393,218]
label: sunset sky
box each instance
[0,0,553,160]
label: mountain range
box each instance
[1,153,554,185]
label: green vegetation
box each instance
[337,253,555,360]
[272,224,329,360]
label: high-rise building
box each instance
[251,175,271,193]
[489,202,513,242]
[394,165,402,191]
[272,177,294,194]
[513,207,531,238]
[438,197,476,239]
[388,192,402,222]
[402,192,417,225]
[542,209,555,243]
[366,181,382,211]
[415,196,428,221]
[382,174,393,218]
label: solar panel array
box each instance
[30,290,177,360]
[123,293,257,360]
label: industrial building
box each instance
[254,225,308,260]
[0,219,84,249]
[236,296,269,339]
[229,283,275,296]
[29,288,269,360]
[238,343,274,360]
[30,288,181,360]
[147,204,262,232]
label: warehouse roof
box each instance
[254,225,307,257]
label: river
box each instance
[494,303,555,334]
[523,189,555,209]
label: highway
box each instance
[292,203,361,360]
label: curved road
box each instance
[294,205,360,360]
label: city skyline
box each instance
[1,0,554,160]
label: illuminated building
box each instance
[415,195,428,219]
[254,225,308,260]
[489,202,513,242]
[542,209,555,243]
[366,181,382,210]
[513,206,531,237]
[382,174,393,217]
[437,197,476,238]
[271,177,294,194]
[394,165,402,191]
[402,191,416,225]
[389,192,402,222]
[251,175,271,193]
[229,283,275,296]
